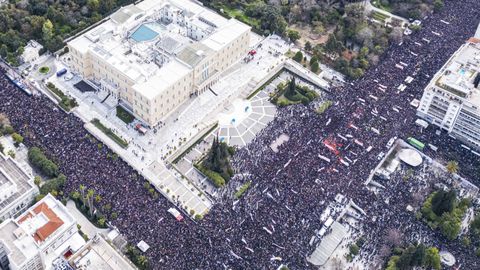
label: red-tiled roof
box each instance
[468,37,480,44]
[18,202,64,243]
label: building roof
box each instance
[133,59,191,100]
[201,19,250,51]
[0,153,37,217]
[0,194,77,269]
[432,41,480,107]
[18,202,65,243]
[176,43,212,67]
[398,148,423,167]
[16,194,74,247]
[111,5,143,24]
[69,234,136,270]
[307,221,347,266]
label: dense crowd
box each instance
[0,0,480,269]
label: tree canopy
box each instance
[431,190,456,216]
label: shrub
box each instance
[11,133,23,146]
[7,150,15,158]
[234,181,252,199]
[3,125,14,134]
[293,51,303,63]
[350,243,360,255]
[311,61,320,73]
[195,163,225,188]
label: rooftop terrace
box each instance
[435,41,480,106]
[0,153,36,214]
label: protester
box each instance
[0,0,479,269]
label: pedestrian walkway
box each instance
[66,200,109,238]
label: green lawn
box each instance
[371,11,389,22]
[39,66,50,74]
[221,6,260,28]
[234,181,252,199]
[91,118,129,148]
[116,106,135,124]
[316,100,333,114]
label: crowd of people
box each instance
[0,0,479,269]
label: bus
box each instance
[56,68,67,77]
[407,137,425,150]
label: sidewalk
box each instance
[66,200,110,238]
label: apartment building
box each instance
[68,0,251,126]
[0,153,38,222]
[0,194,84,270]
[417,38,480,150]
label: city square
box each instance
[0,0,480,269]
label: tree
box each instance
[431,190,456,216]
[87,189,95,217]
[11,133,23,147]
[446,160,459,174]
[440,211,461,240]
[311,61,320,73]
[0,113,10,129]
[425,247,441,270]
[79,184,86,203]
[287,29,300,43]
[0,44,7,58]
[95,194,102,203]
[433,0,444,12]
[304,41,312,51]
[98,217,106,227]
[99,0,117,15]
[355,27,374,45]
[286,77,296,97]
[7,150,15,158]
[71,191,81,200]
[42,20,54,41]
[325,34,339,53]
[471,214,480,236]
[293,51,303,63]
[34,176,42,186]
[28,147,59,177]
[137,255,148,267]
[386,228,402,246]
[349,243,359,255]
[87,0,100,11]
[389,27,404,43]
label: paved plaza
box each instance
[217,94,277,147]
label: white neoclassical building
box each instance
[68,0,251,126]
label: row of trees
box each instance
[386,244,441,270]
[28,146,59,177]
[70,185,111,228]
[292,51,320,73]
